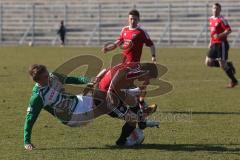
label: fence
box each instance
[0,2,240,47]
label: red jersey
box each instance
[209,16,231,44]
[117,25,153,63]
[98,63,142,92]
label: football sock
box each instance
[227,61,236,74]
[121,87,141,96]
[116,122,136,145]
[224,66,238,83]
[138,121,147,130]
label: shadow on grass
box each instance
[38,144,240,153]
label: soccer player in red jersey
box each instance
[102,9,156,109]
[102,9,156,64]
[205,3,238,88]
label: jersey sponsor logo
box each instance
[48,89,57,101]
[121,39,133,50]
[48,78,61,102]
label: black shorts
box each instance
[207,42,229,61]
[60,35,65,43]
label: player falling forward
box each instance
[24,64,159,150]
[205,3,238,88]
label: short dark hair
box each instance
[129,9,140,19]
[29,64,47,81]
[214,3,221,9]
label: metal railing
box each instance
[0,2,239,47]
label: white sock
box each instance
[121,87,141,96]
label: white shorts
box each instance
[67,95,94,127]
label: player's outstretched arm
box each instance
[65,76,90,84]
[101,40,121,53]
[24,95,43,151]
[52,72,90,85]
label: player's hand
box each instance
[24,143,35,151]
[101,46,108,53]
[213,34,219,39]
[152,57,157,64]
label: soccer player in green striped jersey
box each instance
[24,64,93,150]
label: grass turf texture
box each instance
[0,46,240,160]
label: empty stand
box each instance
[0,0,240,47]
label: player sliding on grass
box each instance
[205,3,238,88]
[101,9,157,145]
[24,64,159,150]
[88,62,159,146]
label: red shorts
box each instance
[98,63,139,91]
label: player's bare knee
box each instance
[205,58,212,67]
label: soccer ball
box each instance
[125,128,144,146]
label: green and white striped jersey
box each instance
[24,73,89,145]
[35,73,78,113]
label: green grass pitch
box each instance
[0,46,240,160]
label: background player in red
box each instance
[102,9,156,64]
[205,3,238,88]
